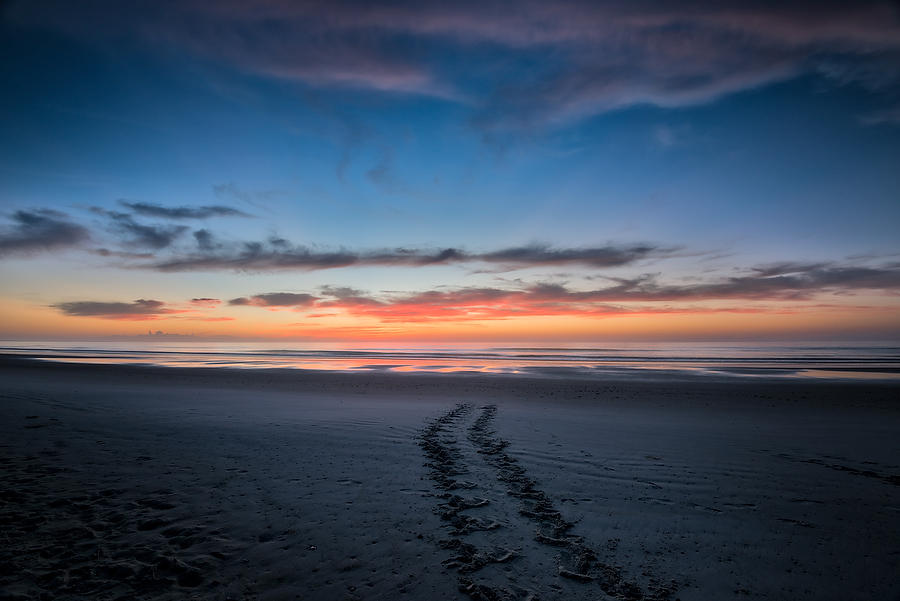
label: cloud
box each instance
[592,264,900,301]
[859,106,900,125]
[239,284,746,323]
[749,262,830,277]
[13,1,900,127]
[458,1,900,127]
[653,124,692,148]
[190,297,221,307]
[92,208,188,250]
[90,248,155,259]
[0,209,89,257]
[365,147,411,194]
[160,241,359,271]
[366,151,392,188]
[230,261,900,322]
[316,285,383,308]
[654,126,676,148]
[211,183,284,212]
[332,116,371,182]
[118,200,250,219]
[193,229,218,251]
[11,1,454,99]
[149,240,673,272]
[51,260,898,326]
[479,244,668,268]
[228,292,319,307]
[53,299,174,320]
[319,285,367,299]
[54,297,229,319]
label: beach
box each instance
[1,355,898,601]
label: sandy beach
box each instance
[1,355,898,601]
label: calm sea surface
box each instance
[2,341,899,380]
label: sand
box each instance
[1,355,898,600]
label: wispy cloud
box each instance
[229,293,318,307]
[91,208,187,250]
[118,200,250,219]
[859,106,900,125]
[13,1,900,127]
[150,241,674,272]
[12,1,455,99]
[0,212,684,272]
[592,264,900,301]
[90,248,155,259]
[0,209,89,257]
[212,183,283,211]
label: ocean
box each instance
[2,340,898,380]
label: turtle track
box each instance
[467,405,676,601]
[418,403,677,601]
[418,404,532,600]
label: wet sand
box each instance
[1,355,898,600]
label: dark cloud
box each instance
[12,1,899,126]
[193,229,217,251]
[118,200,250,219]
[750,262,831,277]
[90,248,155,259]
[150,240,672,272]
[318,285,367,298]
[0,209,89,257]
[190,297,221,307]
[481,244,665,267]
[92,208,188,250]
[53,298,171,320]
[211,183,283,212]
[54,296,227,318]
[228,293,318,307]
[317,285,383,307]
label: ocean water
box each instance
[2,341,899,380]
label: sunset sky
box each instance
[1,1,899,342]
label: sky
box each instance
[1,0,899,342]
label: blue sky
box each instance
[1,1,899,340]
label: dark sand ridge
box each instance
[1,355,898,600]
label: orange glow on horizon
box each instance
[2,296,898,342]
